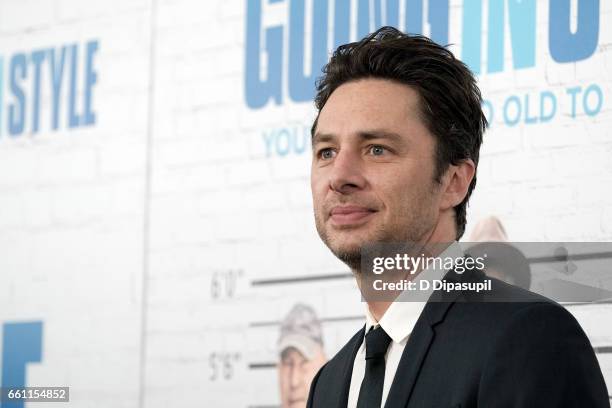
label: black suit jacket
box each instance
[307,267,610,408]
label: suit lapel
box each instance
[383,266,479,408]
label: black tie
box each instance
[357,325,393,408]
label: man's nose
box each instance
[329,149,366,194]
[289,364,302,388]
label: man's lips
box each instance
[329,205,377,225]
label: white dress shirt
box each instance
[347,242,464,408]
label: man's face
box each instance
[311,78,443,269]
[278,347,327,408]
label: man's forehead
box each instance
[321,78,422,114]
[280,346,307,361]
[314,79,424,137]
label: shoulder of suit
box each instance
[459,269,590,338]
[459,267,555,305]
[442,268,575,331]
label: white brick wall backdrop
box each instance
[0,0,611,407]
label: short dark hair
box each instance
[312,26,487,240]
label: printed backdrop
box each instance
[0,0,611,407]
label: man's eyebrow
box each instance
[311,132,336,146]
[312,130,406,146]
[357,130,404,143]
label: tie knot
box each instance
[365,326,392,360]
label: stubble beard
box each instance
[314,210,432,274]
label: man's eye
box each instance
[319,148,335,160]
[369,145,387,156]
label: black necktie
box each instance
[357,325,393,408]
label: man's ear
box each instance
[439,159,476,211]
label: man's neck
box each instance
[367,300,393,322]
[361,239,457,322]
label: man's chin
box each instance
[328,243,363,271]
[327,232,377,254]
[317,225,382,270]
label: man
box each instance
[307,26,609,407]
[278,303,327,408]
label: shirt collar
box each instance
[363,241,464,344]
